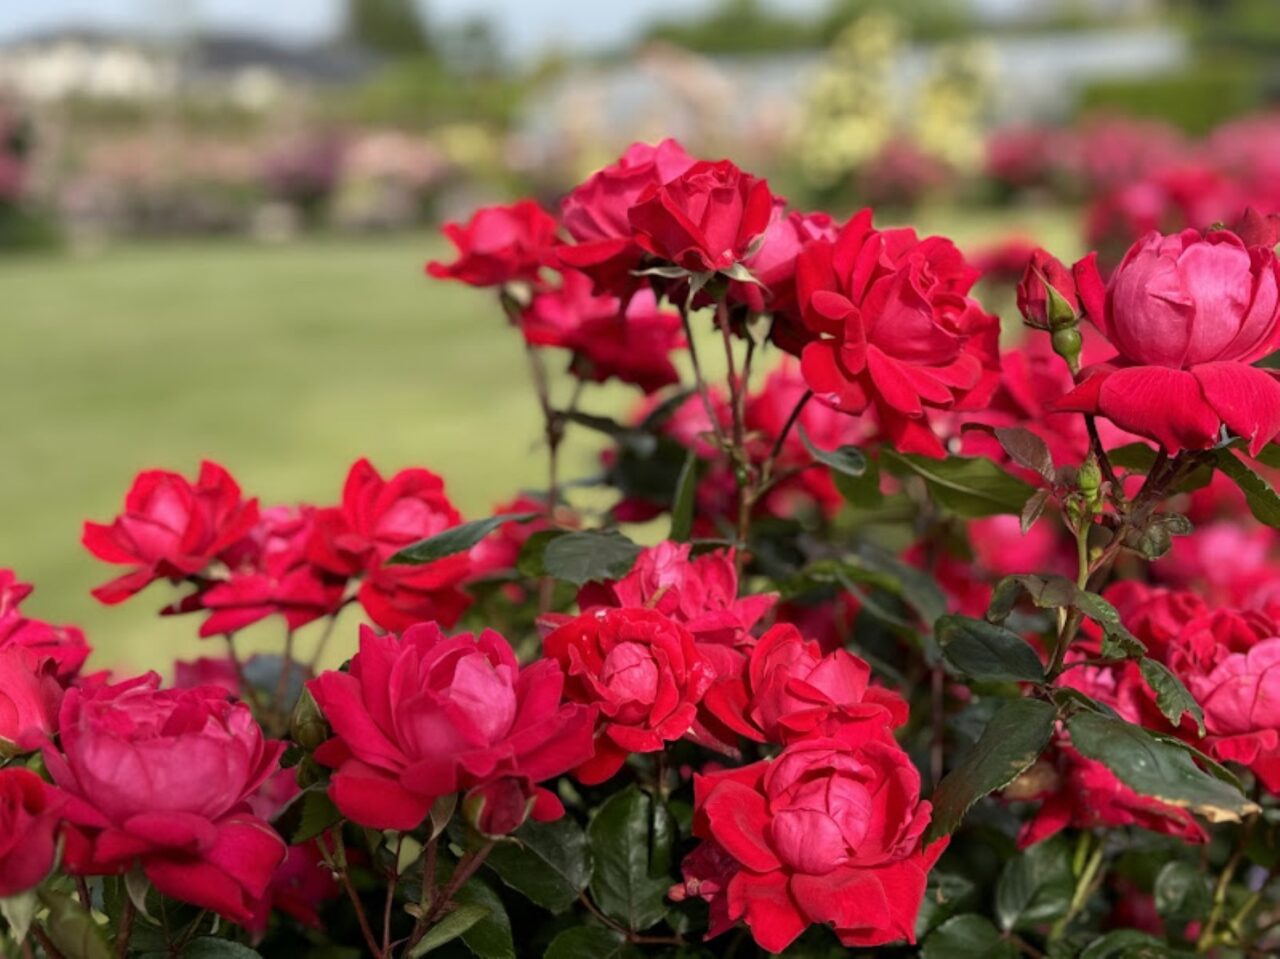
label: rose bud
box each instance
[1016,248,1080,331]
[0,768,65,897]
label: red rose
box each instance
[426,199,557,288]
[703,623,907,745]
[556,139,696,296]
[196,506,347,637]
[244,841,339,938]
[0,647,62,754]
[543,607,714,784]
[1016,247,1079,329]
[44,675,285,924]
[0,768,65,897]
[1186,637,1280,794]
[83,461,259,604]
[521,270,686,393]
[796,209,1001,457]
[1091,581,1209,661]
[0,569,90,681]
[629,159,774,274]
[682,734,943,952]
[1055,228,1280,454]
[310,459,471,632]
[309,622,595,833]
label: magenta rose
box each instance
[309,458,472,632]
[0,647,63,754]
[1055,228,1280,453]
[703,624,907,745]
[0,569,90,681]
[44,674,285,924]
[1017,247,1079,329]
[83,461,259,604]
[0,768,65,897]
[556,139,696,296]
[543,607,714,784]
[309,622,595,834]
[629,159,775,274]
[681,734,944,952]
[1186,637,1280,794]
[426,199,558,288]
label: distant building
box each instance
[0,29,375,110]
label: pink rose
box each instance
[309,622,595,833]
[0,768,65,897]
[0,569,90,681]
[44,675,285,924]
[1186,637,1280,793]
[1055,228,1280,453]
[681,734,943,952]
[83,461,259,604]
[543,607,714,784]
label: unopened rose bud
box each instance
[290,688,329,752]
[1017,249,1079,331]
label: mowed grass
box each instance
[0,205,1081,670]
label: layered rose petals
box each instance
[309,622,595,834]
[0,768,64,897]
[426,199,557,288]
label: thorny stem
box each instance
[1199,815,1259,951]
[765,389,813,475]
[28,927,63,959]
[223,633,264,712]
[114,896,135,958]
[409,841,497,950]
[307,606,347,675]
[318,831,383,959]
[382,834,404,956]
[1085,415,1121,495]
[270,628,296,734]
[1050,835,1105,941]
[676,301,728,452]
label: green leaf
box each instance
[291,789,343,844]
[833,453,883,507]
[1123,513,1193,560]
[994,837,1074,931]
[925,697,1058,843]
[668,450,699,543]
[541,531,642,586]
[1214,449,1280,527]
[390,513,541,565]
[453,877,515,959]
[938,615,1046,684]
[543,927,639,959]
[409,904,491,957]
[515,528,565,577]
[882,450,1034,518]
[992,426,1055,482]
[1020,487,1051,534]
[1139,658,1205,735]
[1153,861,1210,923]
[587,786,670,931]
[987,576,1145,656]
[38,890,111,959]
[1079,929,1193,958]
[1108,444,1159,472]
[1066,712,1258,823]
[921,914,1017,959]
[915,872,979,940]
[484,817,592,914]
[799,424,867,477]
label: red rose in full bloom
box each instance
[703,624,907,745]
[44,675,286,924]
[0,768,65,897]
[0,647,63,754]
[521,270,686,393]
[0,569,90,680]
[680,734,943,952]
[194,506,347,637]
[309,622,595,833]
[1185,637,1280,794]
[557,139,696,296]
[543,607,714,784]
[796,209,1001,457]
[1055,228,1280,454]
[310,459,472,632]
[83,461,259,604]
[629,159,774,274]
[426,199,557,288]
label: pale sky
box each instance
[0,0,831,57]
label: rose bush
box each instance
[9,137,1280,959]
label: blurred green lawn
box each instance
[0,206,1080,671]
